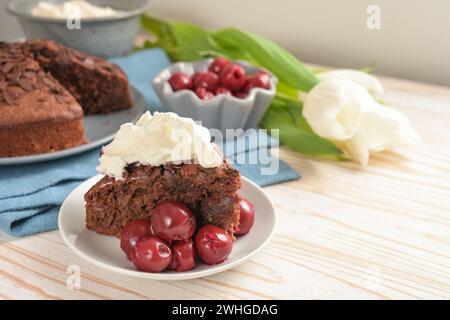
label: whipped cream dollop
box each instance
[31,1,120,19]
[97,112,223,178]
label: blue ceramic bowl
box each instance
[7,0,149,57]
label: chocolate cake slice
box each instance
[0,42,87,157]
[84,161,242,238]
[24,40,132,114]
[84,111,242,238]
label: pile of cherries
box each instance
[168,57,271,100]
[120,198,255,273]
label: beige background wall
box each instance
[1,0,449,86]
[147,0,450,87]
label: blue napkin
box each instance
[0,48,300,237]
[110,50,170,112]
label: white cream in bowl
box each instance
[31,0,121,19]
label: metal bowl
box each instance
[152,59,277,136]
[7,0,149,57]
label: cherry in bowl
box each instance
[195,87,214,100]
[244,72,271,93]
[220,64,246,92]
[215,87,232,96]
[208,57,231,75]
[162,58,273,103]
[168,72,192,91]
[193,72,219,92]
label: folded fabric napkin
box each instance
[0,48,299,237]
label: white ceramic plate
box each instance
[59,175,276,280]
[0,86,147,165]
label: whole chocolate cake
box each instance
[0,40,133,157]
[0,42,87,157]
[25,40,132,114]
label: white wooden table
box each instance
[0,75,449,299]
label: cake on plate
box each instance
[0,42,87,157]
[84,112,242,238]
[0,40,132,157]
[25,40,132,115]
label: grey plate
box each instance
[0,86,147,165]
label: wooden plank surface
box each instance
[0,75,449,300]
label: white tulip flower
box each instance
[317,69,384,98]
[303,79,421,166]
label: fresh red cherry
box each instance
[131,236,172,273]
[195,224,233,265]
[243,72,271,92]
[151,202,196,244]
[120,219,153,260]
[235,198,255,236]
[169,240,196,272]
[208,57,231,74]
[194,72,219,91]
[191,72,202,85]
[220,64,246,91]
[168,72,192,91]
[195,87,214,100]
[215,87,232,96]
[233,91,248,99]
